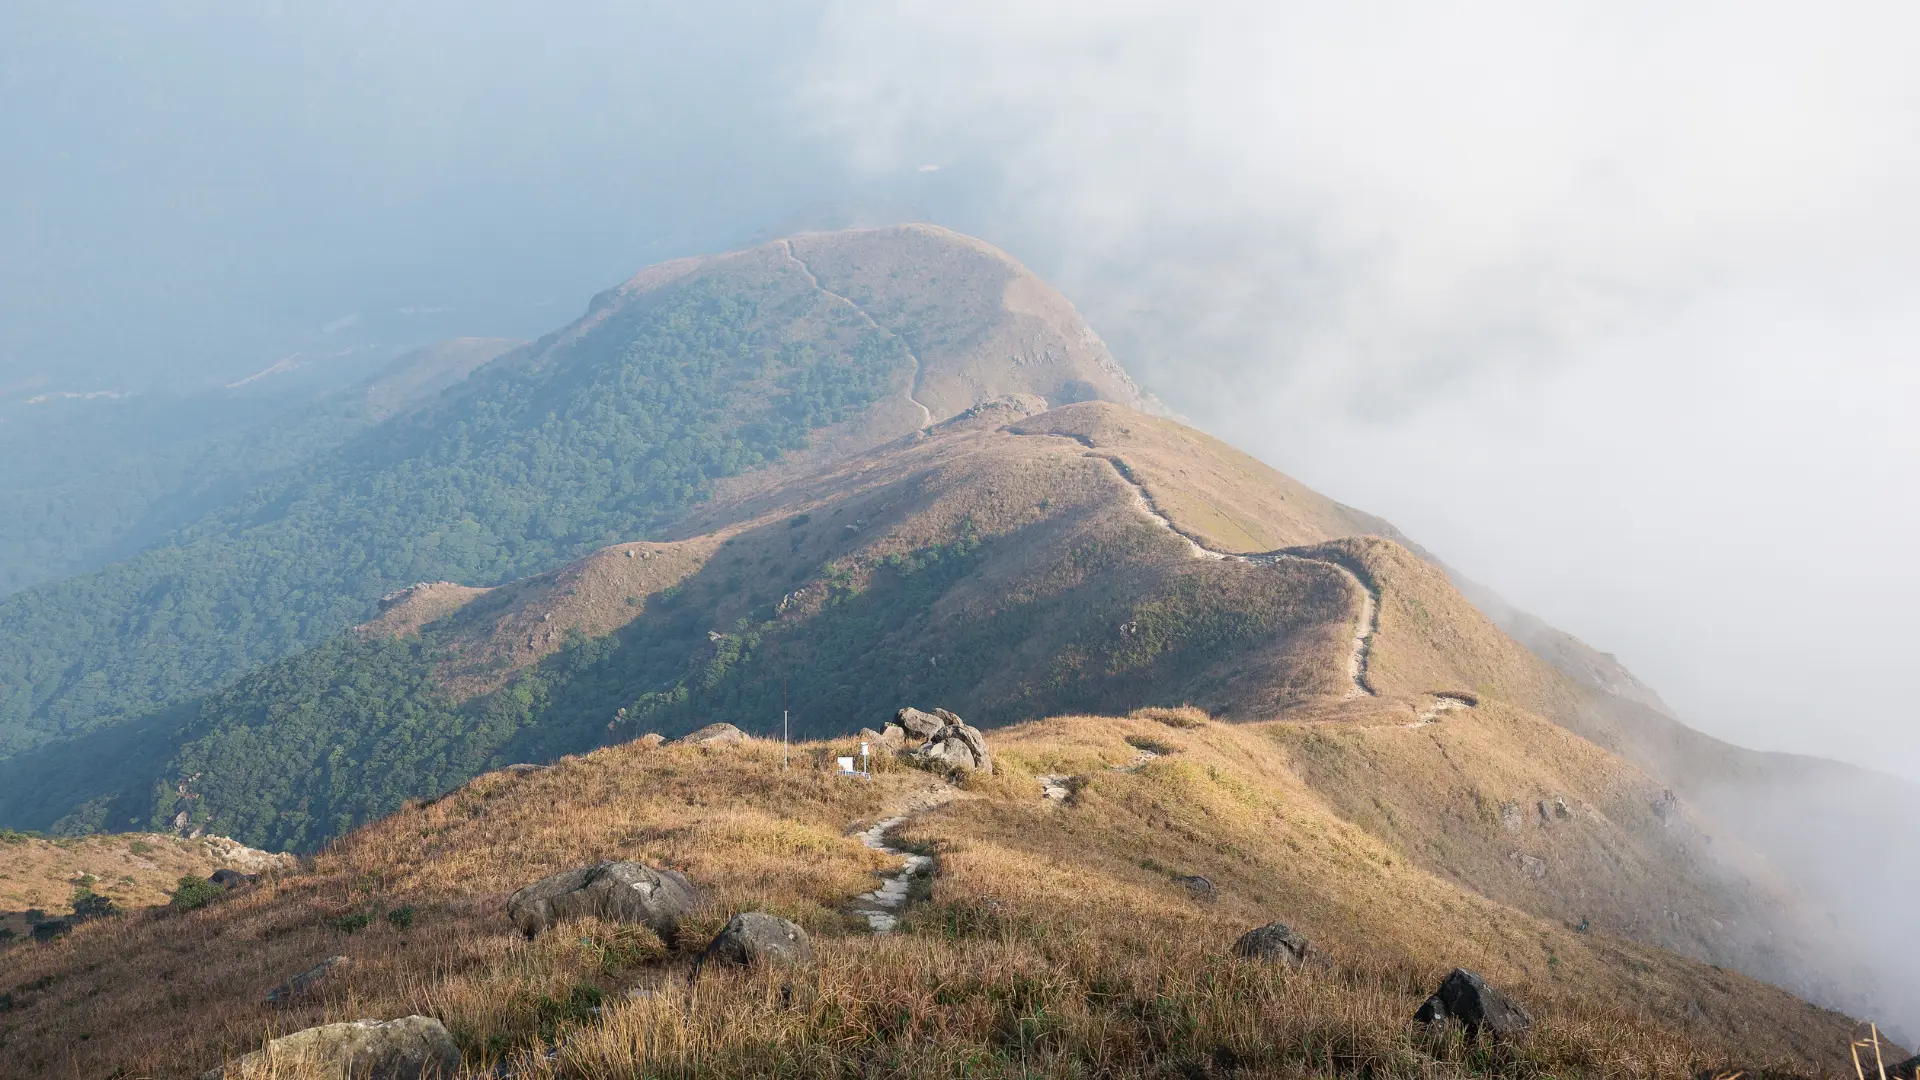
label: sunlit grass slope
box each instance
[0,715,1866,1079]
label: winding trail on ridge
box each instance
[780,239,935,430]
[1015,431,1380,698]
[848,784,963,933]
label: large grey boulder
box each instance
[891,707,946,741]
[698,912,814,969]
[1231,921,1314,967]
[197,1016,459,1080]
[1413,968,1532,1039]
[507,861,701,947]
[1887,1054,1920,1080]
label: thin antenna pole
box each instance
[783,679,789,769]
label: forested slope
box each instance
[0,339,521,597]
[0,227,1131,761]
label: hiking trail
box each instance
[848,785,959,933]
[1013,431,1380,698]
[781,239,934,430]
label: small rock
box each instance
[635,733,666,748]
[1174,874,1215,899]
[1414,968,1532,1039]
[1511,853,1547,879]
[1498,803,1523,831]
[503,763,545,775]
[266,955,350,1004]
[1037,774,1073,801]
[507,862,702,947]
[1231,921,1314,966]
[699,912,813,969]
[210,868,257,890]
[675,722,749,746]
[197,1015,459,1080]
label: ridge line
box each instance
[779,239,934,430]
[1011,429,1379,698]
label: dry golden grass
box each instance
[1007,403,1385,553]
[0,832,251,940]
[0,716,1873,1080]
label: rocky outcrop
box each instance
[202,836,298,875]
[893,708,993,773]
[675,722,749,746]
[506,862,701,947]
[1231,921,1314,967]
[198,1016,459,1080]
[699,912,814,969]
[1413,968,1532,1039]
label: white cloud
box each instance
[797,0,1920,778]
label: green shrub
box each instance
[330,912,372,934]
[384,905,415,931]
[168,876,223,911]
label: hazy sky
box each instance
[3,3,1916,777]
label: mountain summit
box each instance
[0,225,1145,764]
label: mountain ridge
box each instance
[2,224,1915,1059]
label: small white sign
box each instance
[837,756,856,773]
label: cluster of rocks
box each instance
[207,859,816,1078]
[510,860,813,973]
[861,707,993,773]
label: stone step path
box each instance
[850,815,935,933]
